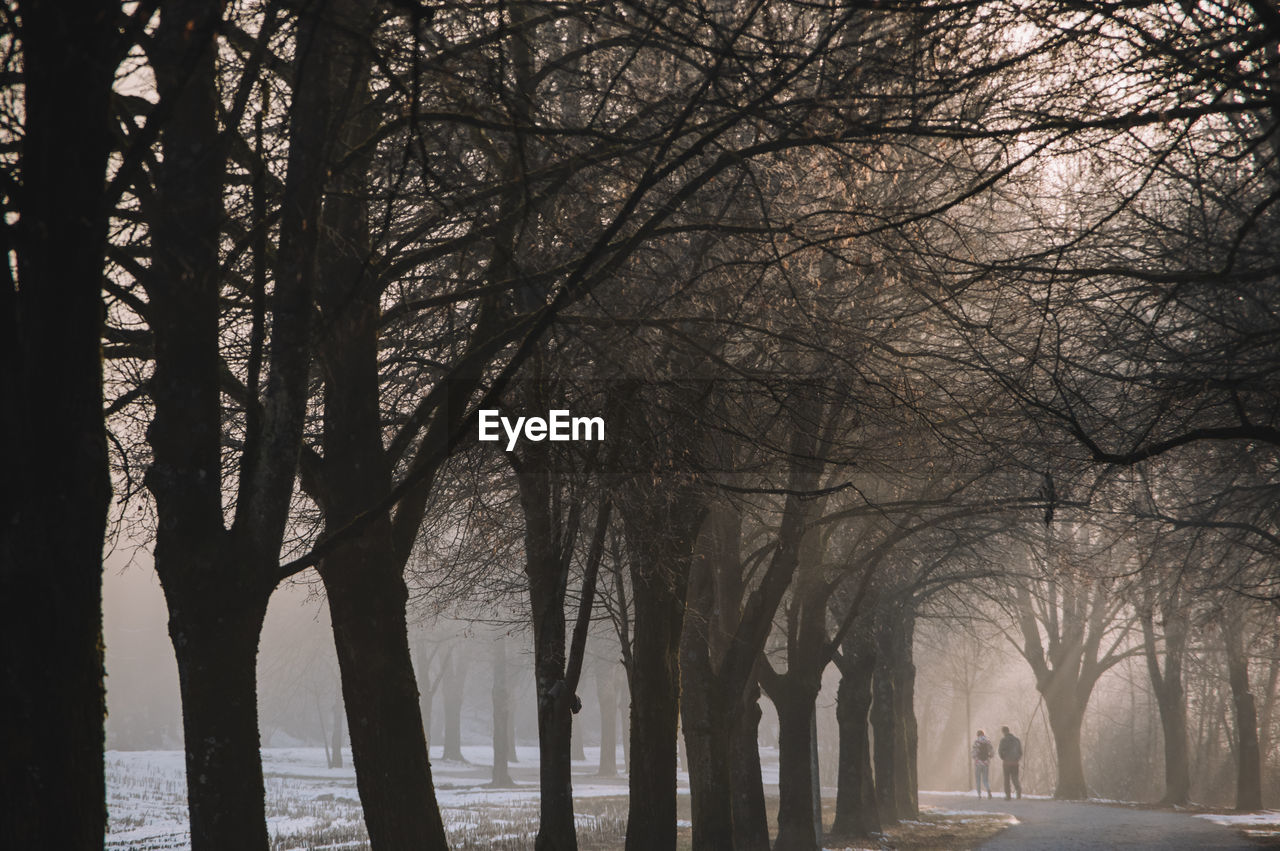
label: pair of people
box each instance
[972,726,1022,799]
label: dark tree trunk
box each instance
[682,686,734,849]
[1142,600,1190,805]
[493,637,515,786]
[731,683,771,851]
[833,635,878,838]
[893,613,919,818]
[597,661,618,776]
[1,3,114,848]
[773,693,821,851]
[167,591,273,851]
[681,545,734,849]
[871,650,899,823]
[327,564,449,848]
[625,564,689,851]
[1225,619,1263,811]
[622,484,704,851]
[536,688,577,850]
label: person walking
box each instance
[972,729,994,798]
[999,725,1023,800]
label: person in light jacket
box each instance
[972,730,994,798]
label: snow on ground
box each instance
[107,745,635,850]
[1195,811,1280,826]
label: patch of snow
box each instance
[1195,811,1280,827]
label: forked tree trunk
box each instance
[326,560,449,848]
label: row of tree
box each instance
[3,1,1277,849]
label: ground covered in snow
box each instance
[107,745,632,849]
[107,747,1024,850]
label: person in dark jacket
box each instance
[998,725,1022,800]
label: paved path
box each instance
[919,793,1262,850]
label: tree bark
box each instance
[730,682,771,851]
[1225,618,1263,811]
[871,641,900,822]
[623,488,703,851]
[832,631,878,838]
[1045,699,1088,800]
[773,692,821,851]
[442,653,468,761]
[167,588,273,851]
[1,3,114,848]
[597,660,619,776]
[493,636,515,786]
[1141,597,1190,805]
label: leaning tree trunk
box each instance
[1,3,115,848]
[833,637,878,838]
[326,554,449,849]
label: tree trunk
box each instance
[327,565,450,848]
[442,653,468,761]
[894,615,919,818]
[623,486,703,851]
[833,637,878,838]
[1142,601,1190,805]
[1046,700,1088,800]
[1225,619,1263,811]
[597,661,618,776]
[871,650,899,822]
[730,683,771,851]
[330,695,344,769]
[493,637,515,786]
[682,685,734,849]
[774,693,820,851]
[168,592,273,851]
[680,546,734,849]
[625,573,687,851]
[1,3,114,848]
